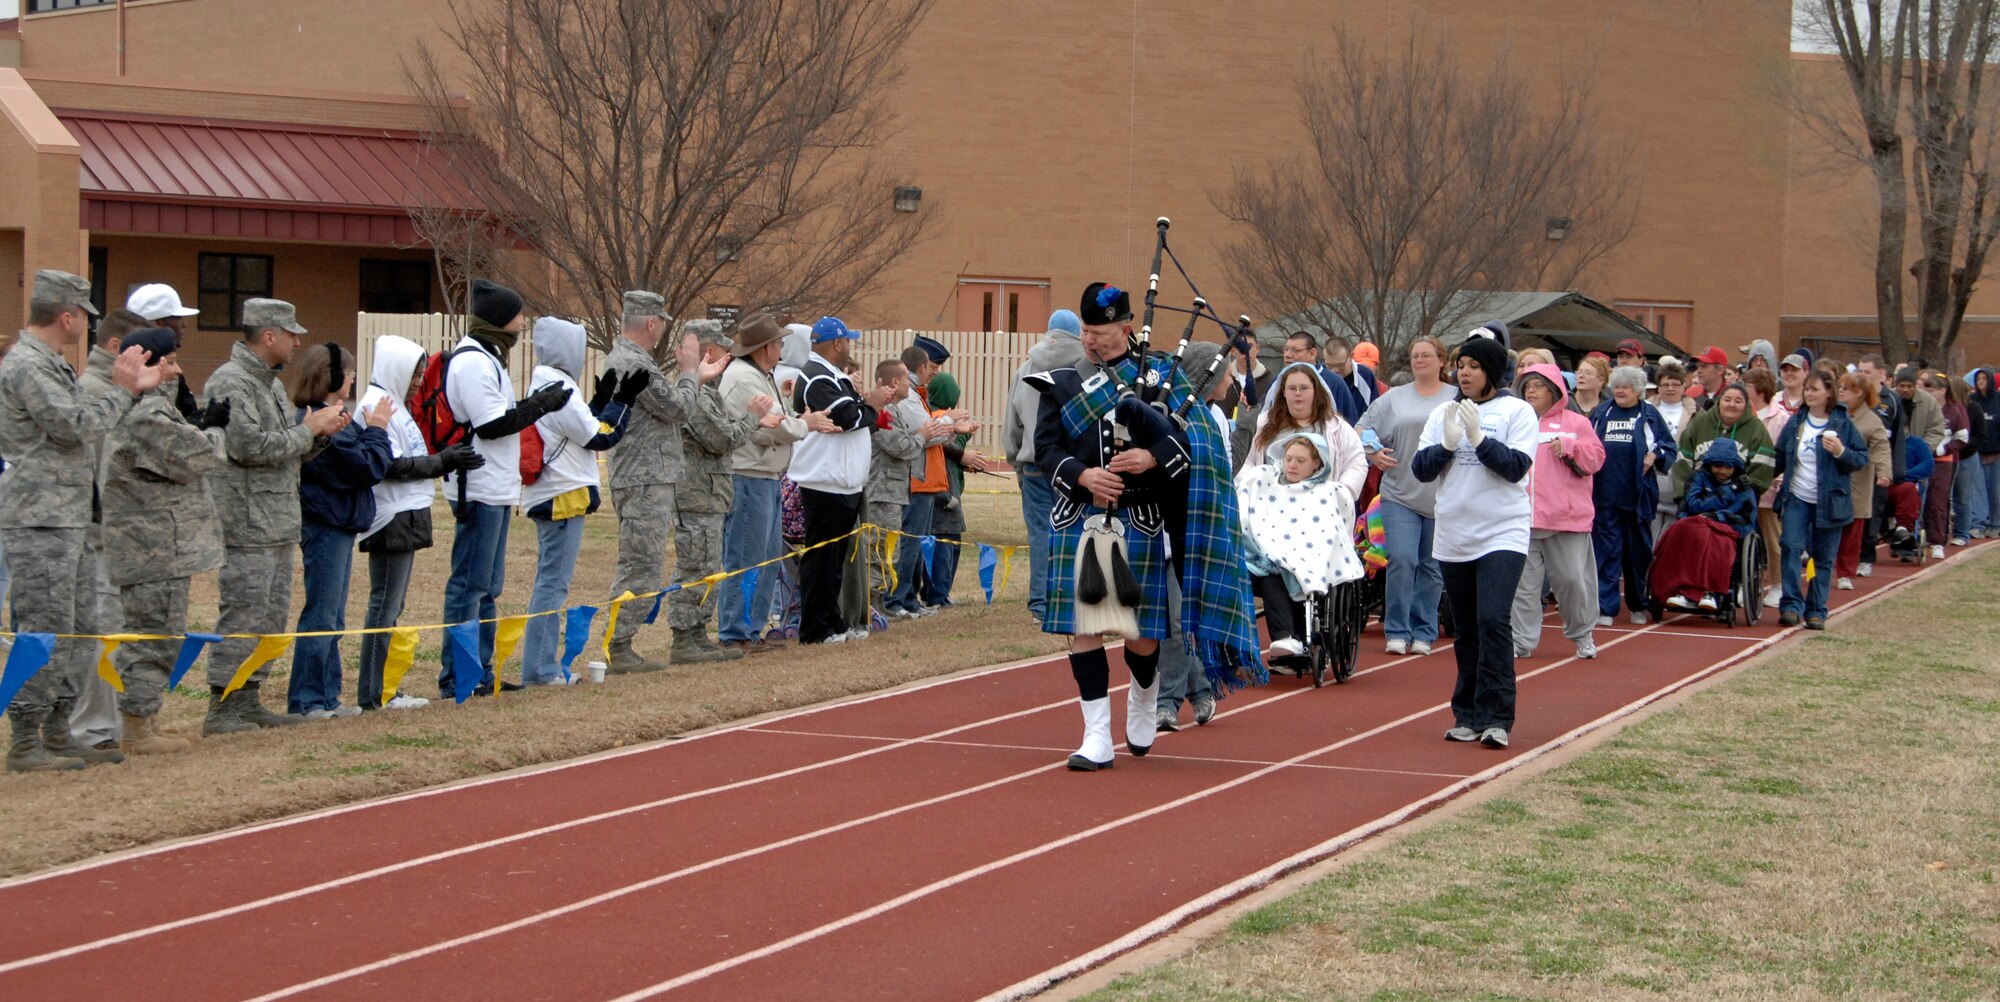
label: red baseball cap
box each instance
[1614,338,1643,357]
[1693,345,1728,365]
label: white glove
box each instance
[1937,440,1949,457]
[1459,399,1485,447]
[1441,407,1464,450]
[1955,428,1971,443]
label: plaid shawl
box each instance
[1060,354,1267,694]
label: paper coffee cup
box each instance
[586,660,607,684]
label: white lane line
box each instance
[0,696,1078,976]
[979,545,1972,1001]
[751,732,1473,780]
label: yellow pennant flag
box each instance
[96,638,126,693]
[380,627,421,699]
[221,634,292,698]
[601,591,634,662]
[997,546,1019,605]
[491,616,530,680]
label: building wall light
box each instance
[1546,217,1572,242]
[894,186,922,213]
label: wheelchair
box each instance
[1714,525,1766,627]
[1263,577,1364,687]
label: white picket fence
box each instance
[354,314,1033,458]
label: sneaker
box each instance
[815,632,849,645]
[1951,536,1971,547]
[1384,638,1408,655]
[1155,709,1180,733]
[914,604,943,618]
[1778,611,1801,627]
[1514,646,1536,660]
[1411,640,1433,656]
[844,628,871,642]
[1697,594,1719,611]
[1931,544,1946,560]
[1805,616,1826,631]
[1191,691,1216,725]
[1630,611,1650,625]
[303,708,336,721]
[304,707,359,721]
[1444,726,1480,742]
[386,694,429,710]
[1665,595,1695,610]
[1887,526,1914,548]
[1857,561,1873,577]
[1480,727,1510,749]
[1835,577,1854,591]
[1596,615,1615,627]
[1575,638,1598,659]
[1265,637,1303,659]
[328,705,361,718]
[1763,585,1783,608]
[887,607,921,621]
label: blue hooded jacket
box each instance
[1681,438,1757,538]
[1774,404,1870,527]
[299,403,394,534]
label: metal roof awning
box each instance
[62,112,486,244]
[1262,290,1682,364]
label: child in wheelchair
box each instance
[1882,434,1933,561]
[1651,439,1757,612]
[1237,432,1364,662]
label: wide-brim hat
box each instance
[731,311,786,357]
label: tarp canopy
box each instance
[1260,290,1682,367]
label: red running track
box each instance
[0,542,1983,1001]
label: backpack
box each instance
[520,425,545,485]
[412,344,483,452]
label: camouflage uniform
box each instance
[670,322,760,643]
[67,345,128,746]
[102,395,226,717]
[865,396,926,599]
[0,273,125,759]
[200,306,319,726]
[602,294,702,657]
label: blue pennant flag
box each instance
[920,535,938,576]
[0,633,57,712]
[738,568,762,632]
[446,622,483,704]
[978,545,998,605]
[167,633,223,690]
[642,591,665,625]
[562,605,597,672]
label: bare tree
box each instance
[405,0,934,341]
[393,124,527,333]
[1794,0,2000,365]
[1216,30,1638,372]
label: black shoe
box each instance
[1778,611,1800,627]
[1066,754,1113,772]
[500,680,525,692]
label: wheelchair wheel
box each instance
[1738,532,1764,627]
[1307,590,1332,687]
[1333,579,1362,683]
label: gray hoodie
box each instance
[1002,327,1086,466]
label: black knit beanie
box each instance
[470,278,523,329]
[126,326,179,365]
[1455,335,1510,393]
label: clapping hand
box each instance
[364,396,395,430]
[588,371,618,413]
[613,370,652,405]
[804,409,839,434]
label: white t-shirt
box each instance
[442,335,521,506]
[1417,394,1540,562]
[1790,415,1827,502]
[1654,398,1689,434]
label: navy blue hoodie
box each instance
[298,404,394,534]
[1590,398,1677,513]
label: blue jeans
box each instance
[1594,507,1654,617]
[1018,463,1054,619]
[356,548,413,709]
[1983,456,2000,533]
[718,476,784,643]
[885,491,939,612]
[1780,497,1842,621]
[288,521,356,714]
[1379,498,1441,644]
[522,515,585,684]
[441,500,510,695]
[924,523,962,606]
[1953,455,1988,539]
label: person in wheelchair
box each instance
[1652,439,1758,612]
[1237,432,1364,662]
[1882,431,1932,561]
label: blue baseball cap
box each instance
[811,316,856,343]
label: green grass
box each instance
[1087,552,2000,1001]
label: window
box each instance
[358,259,433,314]
[27,0,116,11]
[198,253,274,331]
[87,247,108,320]
[1615,301,1694,347]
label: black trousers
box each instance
[1440,550,1527,732]
[799,487,863,644]
[1254,574,1304,643]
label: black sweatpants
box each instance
[1254,574,1304,644]
[1440,550,1527,733]
[799,487,863,644]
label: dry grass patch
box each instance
[1088,552,2000,1001]
[0,482,1055,878]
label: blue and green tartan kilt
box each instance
[1041,504,1173,639]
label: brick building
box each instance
[0,0,1989,375]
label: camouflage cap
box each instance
[31,269,98,316]
[680,318,733,349]
[241,298,307,335]
[622,290,671,321]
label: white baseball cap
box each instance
[126,283,200,320]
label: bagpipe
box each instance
[1074,217,1255,639]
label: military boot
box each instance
[43,701,125,765]
[239,682,304,727]
[7,710,86,773]
[606,638,668,675]
[202,686,260,736]
[670,628,737,664]
[121,713,192,755]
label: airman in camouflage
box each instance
[0,270,154,773]
[669,320,774,663]
[601,291,716,672]
[199,298,348,735]
[100,327,227,754]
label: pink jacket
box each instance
[1517,363,1605,533]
